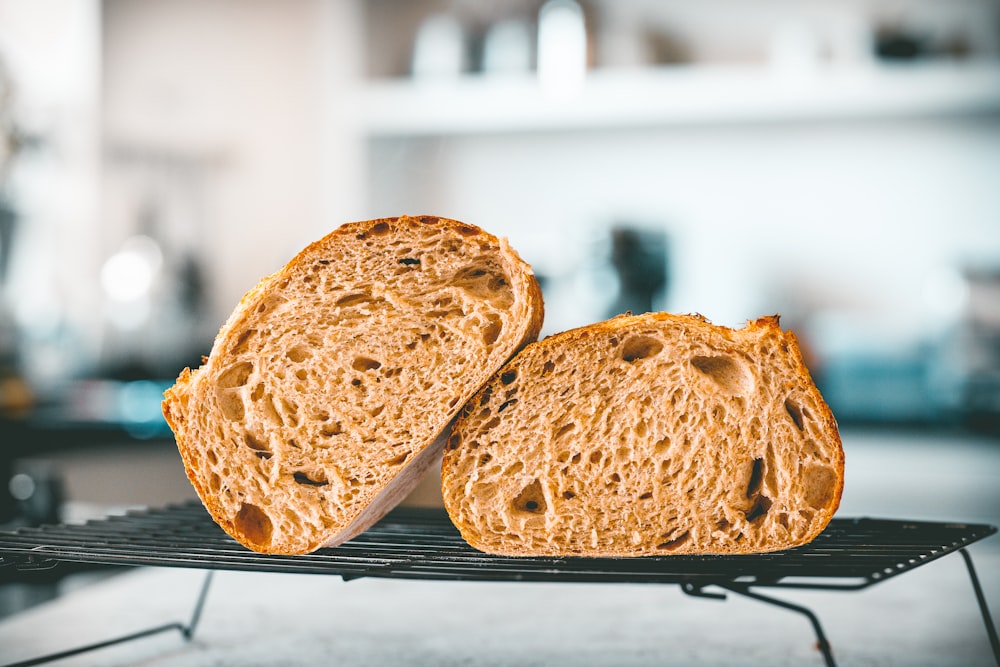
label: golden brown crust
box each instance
[163,215,543,554]
[442,311,844,557]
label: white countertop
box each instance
[1,542,998,666]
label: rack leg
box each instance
[719,585,836,667]
[2,569,215,667]
[959,549,1000,666]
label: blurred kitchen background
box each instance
[0,0,999,559]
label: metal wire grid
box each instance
[0,501,995,590]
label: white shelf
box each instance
[354,61,1000,137]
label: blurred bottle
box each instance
[606,225,670,318]
[538,0,589,98]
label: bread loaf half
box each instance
[442,312,844,557]
[163,216,543,554]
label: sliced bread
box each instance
[163,215,543,554]
[441,312,844,557]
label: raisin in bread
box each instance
[441,312,843,557]
[163,216,543,554]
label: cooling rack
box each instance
[0,502,996,667]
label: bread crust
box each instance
[442,312,844,557]
[164,215,543,554]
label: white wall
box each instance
[0,0,102,386]
[365,115,1000,345]
[101,0,342,333]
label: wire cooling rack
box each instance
[0,501,992,587]
[0,502,997,667]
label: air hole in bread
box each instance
[513,480,546,514]
[690,355,751,395]
[621,336,664,362]
[368,221,391,236]
[746,458,764,499]
[218,361,253,389]
[386,451,411,466]
[804,466,837,509]
[447,432,461,451]
[639,491,653,500]
[455,223,479,236]
[231,329,257,355]
[542,360,556,374]
[452,262,512,309]
[483,315,503,346]
[497,398,518,413]
[316,420,341,437]
[563,490,575,499]
[397,257,420,266]
[505,461,524,476]
[250,383,265,402]
[570,452,582,464]
[295,369,308,381]
[745,495,772,523]
[287,346,311,363]
[262,396,283,426]
[589,450,603,465]
[352,356,382,372]
[293,471,329,486]
[657,531,690,551]
[479,386,494,406]
[336,292,371,308]
[609,472,622,483]
[777,512,790,529]
[654,437,670,455]
[234,503,272,547]
[717,518,731,530]
[785,398,805,431]
[500,370,517,385]
[555,422,575,439]
[209,473,221,492]
[245,433,272,458]
[218,392,245,421]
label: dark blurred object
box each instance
[7,459,63,527]
[874,24,929,61]
[607,225,669,317]
[0,197,14,286]
[0,199,18,382]
[645,27,690,65]
[873,21,975,62]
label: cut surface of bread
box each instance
[442,312,844,557]
[163,216,543,554]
